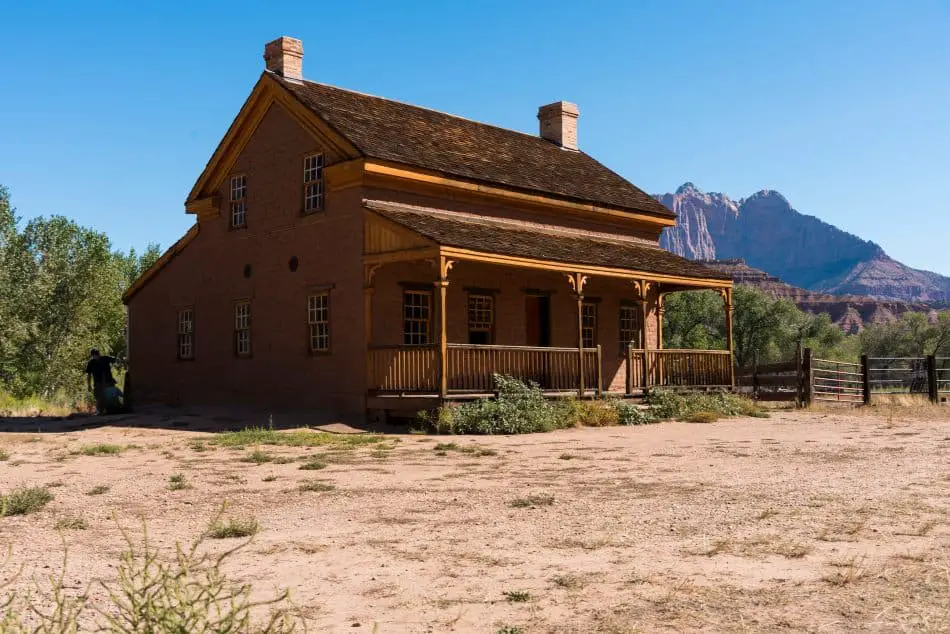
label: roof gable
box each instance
[269,75,674,219]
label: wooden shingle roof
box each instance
[270,74,674,219]
[364,200,730,281]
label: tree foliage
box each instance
[0,186,160,398]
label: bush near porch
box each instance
[417,375,766,435]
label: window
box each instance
[581,302,597,348]
[619,304,642,350]
[234,301,251,356]
[467,294,494,345]
[230,175,247,228]
[307,293,330,352]
[303,153,325,213]
[177,308,194,360]
[403,290,431,345]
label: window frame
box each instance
[229,174,247,229]
[177,307,194,361]
[619,302,643,353]
[466,293,495,345]
[234,300,252,357]
[307,292,330,354]
[302,153,325,214]
[581,301,598,349]
[402,289,432,346]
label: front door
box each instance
[525,295,551,347]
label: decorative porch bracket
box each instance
[566,272,589,397]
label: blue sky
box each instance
[1,1,948,273]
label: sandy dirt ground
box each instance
[2,406,950,633]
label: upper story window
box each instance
[619,304,642,351]
[230,175,247,228]
[467,294,494,345]
[581,301,597,348]
[403,290,431,346]
[307,292,330,352]
[177,308,194,360]
[234,301,251,356]
[303,153,325,213]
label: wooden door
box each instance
[525,295,551,347]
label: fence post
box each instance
[751,354,760,401]
[860,354,871,405]
[927,355,938,404]
[802,348,813,407]
[794,345,803,407]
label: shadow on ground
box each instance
[0,404,403,435]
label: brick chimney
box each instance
[538,101,579,150]
[264,36,304,80]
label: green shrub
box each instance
[426,375,576,435]
[298,458,327,471]
[613,400,658,426]
[1,486,54,516]
[645,391,765,420]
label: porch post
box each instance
[364,264,379,392]
[567,273,587,398]
[656,292,665,350]
[723,287,735,387]
[640,280,650,390]
[436,256,453,400]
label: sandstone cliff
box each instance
[658,183,950,302]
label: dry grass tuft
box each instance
[822,556,867,586]
[509,494,554,508]
[207,517,260,539]
[86,485,110,496]
[1,486,54,516]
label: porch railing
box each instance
[367,345,438,393]
[447,344,600,393]
[626,348,733,392]
[367,344,601,395]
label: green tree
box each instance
[662,290,726,350]
[0,185,161,398]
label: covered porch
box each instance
[362,200,735,406]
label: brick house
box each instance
[123,36,734,419]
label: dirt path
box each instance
[2,408,949,632]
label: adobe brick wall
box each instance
[128,103,366,414]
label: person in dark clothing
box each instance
[85,349,118,414]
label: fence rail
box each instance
[736,357,801,404]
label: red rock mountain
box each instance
[698,259,933,331]
[658,183,950,302]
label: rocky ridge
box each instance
[658,183,950,302]
[699,259,933,331]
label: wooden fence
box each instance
[735,356,802,404]
[866,355,948,404]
